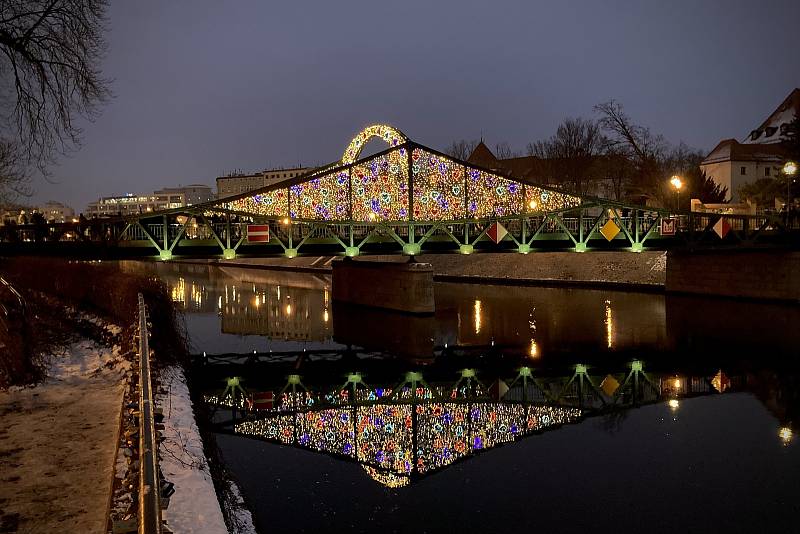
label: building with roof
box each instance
[85,184,213,217]
[700,89,798,201]
[466,142,618,199]
[216,166,311,198]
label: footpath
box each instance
[0,336,127,533]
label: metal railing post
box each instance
[137,293,161,534]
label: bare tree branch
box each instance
[0,0,110,194]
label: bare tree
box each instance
[445,139,479,160]
[0,139,27,203]
[594,100,667,199]
[0,0,110,197]
[526,117,609,195]
[493,141,518,159]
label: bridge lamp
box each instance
[281,217,290,226]
[669,175,683,211]
[528,200,538,211]
[368,212,377,221]
[784,161,797,214]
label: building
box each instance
[154,185,215,206]
[39,201,75,222]
[466,142,618,198]
[85,184,214,217]
[701,88,798,201]
[216,167,311,198]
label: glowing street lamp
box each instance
[784,161,797,222]
[670,175,683,212]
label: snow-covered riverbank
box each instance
[158,366,256,534]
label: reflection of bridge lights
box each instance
[171,277,186,305]
[604,300,613,349]
[285,303,292,316]
[779,426,792,445]
[528,339,539,359]
[668,399,680,411]
[474,300,482,334]
[323,309,329,323]
[254,295,260,308]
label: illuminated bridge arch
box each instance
[224,123,582,224]
[342,124,408,164]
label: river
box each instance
[123,260,800,533]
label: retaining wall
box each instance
[666,248,800,302]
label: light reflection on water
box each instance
[121,260,800,533]
[121,260,798,360]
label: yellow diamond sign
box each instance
[600,374,620,396]
[600,219,620,241]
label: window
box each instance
[740,166,746,175]
[765,167,771,177]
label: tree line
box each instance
[447,100,728,206]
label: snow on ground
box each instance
[47,339,128,382]
[0,339,127,533]
[158,366,229,534]
[228,480,258,534]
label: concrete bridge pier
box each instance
[331,258,435,314]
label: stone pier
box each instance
[331,258,435,314]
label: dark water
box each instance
[123,261,800,533]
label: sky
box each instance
[27,0,800,211]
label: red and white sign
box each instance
[713,217,731,239]
[486,221,508,244]
[660,218,676,236]
[247,224,270,243]
[251,391,274,410]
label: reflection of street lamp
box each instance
[784,161,797,222]
[670,175,683,211]
[779,426,792,446]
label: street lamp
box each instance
[670,175,683,211]
[784,161,797,225]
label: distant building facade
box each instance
[1,201,75,224]
[85,184,214,217]
[701,88,798,201]
[39,201,75,222]
[216,167,311,198]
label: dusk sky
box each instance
[29,0,800,211]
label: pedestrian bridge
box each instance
[1,125,794,259]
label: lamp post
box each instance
[784,161,797,227]
[669,175,684,212]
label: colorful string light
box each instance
[224,125,582,222]
[233,386,581,487]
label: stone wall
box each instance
[666,248,800,302]
[331,258,435,314]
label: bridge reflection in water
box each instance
[205,359,748,487]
